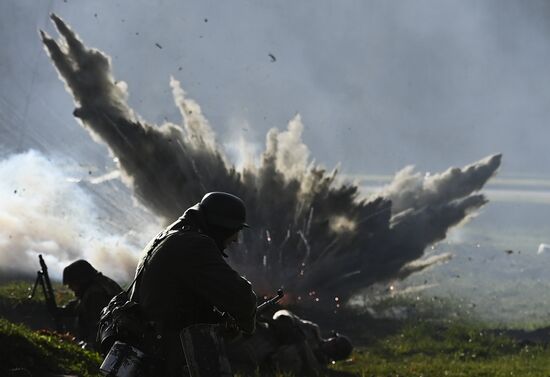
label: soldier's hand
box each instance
[219,314,240,339]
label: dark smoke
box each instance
[40,14,501,305]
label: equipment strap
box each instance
[128,227,186,301]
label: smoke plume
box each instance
[40,14,501,305]
[0,151,153,282]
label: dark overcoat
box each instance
[135,225,257,376]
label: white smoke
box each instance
[269,114,311,182]
[380,154,501,215]
[170,77,219,155]
[0,150,157,282]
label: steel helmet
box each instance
[63,259,97,285]
[198,192,249,230]
[323,333,353,361]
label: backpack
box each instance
[97,290,145,355]
[96,228,181,355]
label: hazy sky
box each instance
[2,0,550,176]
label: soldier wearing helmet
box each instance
[133,192,257,377]
[59,260,122,349]
[227,309,353,376]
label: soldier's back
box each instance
[137,230,224,328]
[77,273,123,346]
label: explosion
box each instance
[40,14,501,306]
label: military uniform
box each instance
[269,310,327,375]
[60,262,122,349]
[228,310,352,376]
[134,199,257,377]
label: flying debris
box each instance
[537,244,550,255]
[41,14,501,307]
[268,53,277,62]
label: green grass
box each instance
[0,281,99,376]
[3,315,550,377]
[0,318,101,377]
[330,322,550,377]
[0,280,75,306]
[0,280,77,332]
[2,280,550,376]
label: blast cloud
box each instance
[40,15,501,305]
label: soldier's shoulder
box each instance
[170,229,215,244]
[96,274,123,292]
[82,280,110,300]
[163,230,219,254]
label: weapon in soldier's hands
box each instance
[220,313,240,334]
[256,288,284,315]
[29,254,63,332]
[180,289,285,377]
[216,288,284,328]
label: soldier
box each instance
[59,260,122,349]
[269,310,353,374]
[227,309,353,376]
[133,192,257,377]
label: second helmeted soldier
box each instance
[59,260,122,349]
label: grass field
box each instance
[332,322,550,377]
[2,280,550,376]
[0,317,102,377]
[0,280,75,305]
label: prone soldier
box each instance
[227,309,353,376]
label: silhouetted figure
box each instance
[228,309,353,376]
[134,192,257,377]
[59,260,122,349]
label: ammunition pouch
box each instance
[100,341,146,377]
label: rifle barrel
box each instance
[37,254,62,331]
[257,289,284,313]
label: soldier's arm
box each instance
[187,237,257,334]
[57,298,79,317]
[78,286,113,343]
[301,320,323,344]
[82,287,112,323]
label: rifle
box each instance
[29,254,63,332]
[180,289,285,377]
[257,288,284,315]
